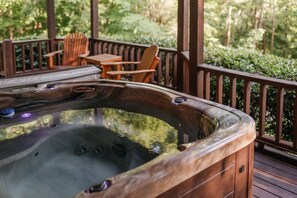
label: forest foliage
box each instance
[0,0,296,60]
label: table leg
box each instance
[101,65,112,79]
[116,64,121,80]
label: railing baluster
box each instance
[293,89,297,150]
[119,45,124,57]
[204,72,210,100]
[136,48,141,61]
[124,47,129,61]
[259,84,268,138]
[197,70,204,98]
[30,43,34,70]
[157,53,162,85]
[216,74,223,104]
[230,77,237,108]
[38,42,42,69]
[108,43,113,54]
[93,42,98,55]
[165,53,170,86]
[12,45,16,74]
[98,42,102,54]
[57,41,62,65]
[102,43,108,54]
[276,88,284,143]
[22,44,26,72]
[244,81,251,115]
[0,45,3,73]
[173,54,177,88]
[130,47,135,70]
[112,44,117,55]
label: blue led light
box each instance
[0,108,15,118]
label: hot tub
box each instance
[0,80,256,198]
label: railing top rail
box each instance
[54,38,64,41]
[94,38,177,53]
[12,38,50,44]
[199,63,297,89]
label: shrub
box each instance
[204,47,297,81]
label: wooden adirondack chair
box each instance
[102,45,160,83]
[44,33,89,69]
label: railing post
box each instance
[47,0,56,53]
[177,0,189,92]
[90,0,99,55]
[189,0,204,97]
[2,39,14,77]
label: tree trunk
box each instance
[254,7,260,30]
[258,0,264,29]
[225,0,232,46]
[231,10,242,43]
[9,9,13,38]
[271,0,277,53]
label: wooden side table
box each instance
[85,54,122,79]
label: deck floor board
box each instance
[253,151,297,198]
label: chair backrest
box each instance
[62,33,89,66]
[133,45,159,82]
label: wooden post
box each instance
[189,0,204,97]
[294,90,297,150]
[47,0,56,53]
[2,39,14,77]
[177,0,189,92]
[90,0,99,55]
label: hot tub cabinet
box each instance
[158,144,254,198]
[0,80,256,198]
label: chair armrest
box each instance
[101,61,140,66]
[106,69,155,76]
[78,51,90,58]
[44,50,63,57]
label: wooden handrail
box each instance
[198,64,297,89]
[12,38,50,44]
[94,38,177,53]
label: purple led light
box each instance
[21,113,32,118]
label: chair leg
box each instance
[48,57,56,70]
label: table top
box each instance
[85,54,122,64]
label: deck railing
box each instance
[44,38,178,89]
[0,39,50,77]
[0,37,296,154]
[194,63,297,153]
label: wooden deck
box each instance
[253,151,297,198]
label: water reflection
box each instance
[60,109,96,125]
[0,115,53,141]
[0,108,178,153]
[101,108,178,153]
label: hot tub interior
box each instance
[0,124,160,198]
[0,81,255,198]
